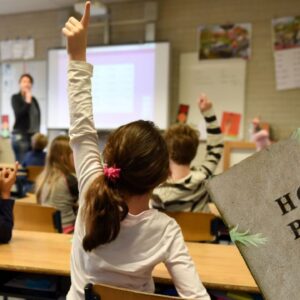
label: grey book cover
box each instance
[207,138,300,300]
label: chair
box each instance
[85,283,182,300]
[26,165,44,182]
[14,202,62,233]
[165,211,217,242]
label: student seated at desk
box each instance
[151,95,224,212]
[36,135,78,234]
[62,3,210,299]
[22,133,48,167]
[0,162,18,243]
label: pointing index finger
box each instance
[80,1,91,28]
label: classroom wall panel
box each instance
[0,0,299,140]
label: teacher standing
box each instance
[11,74,41,163]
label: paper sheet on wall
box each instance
[179,53,246,140]
[0,40,12,61]
[0,39,35,61]
[23,39,35,60]
[274,48,300,91]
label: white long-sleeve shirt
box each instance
[66,60,210,300]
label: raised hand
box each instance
[62,1,91,61]
[197,93,212,113]
[0,162,18,199]
[24,88,32,104]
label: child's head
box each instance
[83,120,169,251]
[36,135,74,202]
[47,135,74,174]
[31,133,48,151]
[102,120,169,195]
[164,124,200,165]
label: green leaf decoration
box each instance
[229,225,268,247]
[291,128,300,142]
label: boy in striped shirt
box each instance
[151,94,223,212]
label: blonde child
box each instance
[62,2,210,299]
[36,135,78,233]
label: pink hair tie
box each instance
[103,164,121,182]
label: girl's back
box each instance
[69,206,188,299]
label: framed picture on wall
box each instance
[197,23,252,60]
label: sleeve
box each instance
[0,199,14,244]
[11,94,31,118]
[198,108,224,178]
[164,223,211,300]
[149,193,164,210]
[68,61,103,194]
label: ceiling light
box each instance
[74,1,108,17]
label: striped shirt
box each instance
[151,109,223,212]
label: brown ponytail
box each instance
[82,120,169,251]
[82,175,128,252]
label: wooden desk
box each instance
[17,193,37,204]
[0,230,70,276]
[0,231,259,293]
[153,243,258,293]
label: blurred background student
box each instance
[22,133,48,168]
[36,135,78,234]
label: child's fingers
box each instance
[65,21,77,33]
[80,1,91,28]
[13,162,19,177]
[62,27,73,37]
[69,17,82,28]
[3,169,15,183]
[2,168,10,181]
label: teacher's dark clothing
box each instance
[11,92,40,162]
[12,93,40,134]
[0,199,14,243]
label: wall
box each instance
[0,0,299,140]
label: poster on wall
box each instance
[272,16,300,91]
[198,23,252,60]
[221,112,241,140]
[176,104,189,124]
[0,38,35,61]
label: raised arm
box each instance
[197,94,224,177]
[62,1,102,193]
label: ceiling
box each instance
[0,0,132,15]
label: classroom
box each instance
[0,0,299,300]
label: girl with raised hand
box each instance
[62,2,210,299]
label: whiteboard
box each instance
[0,61,47,133]
[179,53,246,140]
